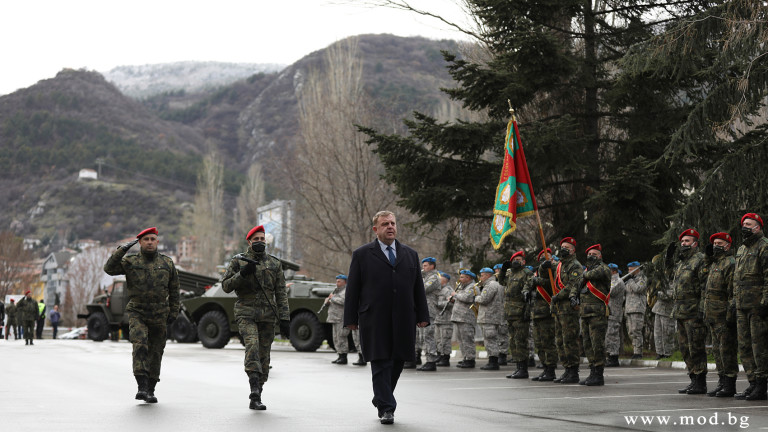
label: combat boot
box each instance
[506,361,522,379]
[498,353,508,366]
[248,373,266,410]
[745,377,767,401]
[686,373,707,395]
[580,366,595,385]
[553,367,570,383]
[134,375,148,401]
[436,354,450,367]
[537,366,556,382]
[716,376,737,398]
[352,354,367,366]
[585,366,604,386]
[456,359,475,368]
[417,361,437,371]
[678,373,695,394]
[707,374,724,397]
[481,356,499,371]
[561,366,580,384]
[735,380,756,400]
[415,349,422,365]
[605,355,620,367]
[145,378,158,403]
[337,353,348,365]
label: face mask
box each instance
[742,226,755,240]
[510,261,522,270]
[586,256,598,264]
[713,245,726,256]
[251,241,267,254]
[559,249,571,259]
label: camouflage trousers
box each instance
[481,324,501,357]
[677,318,707,375]
[454,322,476,360]
[332,322,352,353]
[529,321,535,357]
[128,311,167,380]
[237,318,275,383]
[605,318,622,356]
[554,312,580,368]
[499,322,509,353]
[22,320,35,342]
[421,320,439,362]
[707,319,738,378]
[532,316,557,367]
[737,309,768,380]
[581,315,607,366]
[416,326,425,351]
[507,318,529,362]
[435,323,453,355]
[626,313,645,356]
[654,314,676,356]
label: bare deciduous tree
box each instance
[63,246,111,327]
[235,163,266,241]
[0,231,34,299]
[191,150,226,276]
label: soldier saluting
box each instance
[104,227,179,404]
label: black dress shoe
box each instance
[380,411,394,424]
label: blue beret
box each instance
[336,274,347,280]
[459,269,476,279]
[608,263,619,270]
[525,266,534,271]
[627,261,641,268]
[479,267,494,274]
[493,264,503,270]
[421,257,436,264]
[440,272,451,280]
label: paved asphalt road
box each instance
[3,339,767,432]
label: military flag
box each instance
[490,114,537,249]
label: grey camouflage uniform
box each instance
[624,273,647,356]
[422,269,442,362]
[651,261,676,357]
[475,276,504,357]
[326,283,359,354]
[605,273,626,356]
[435,284,455,356]
[451,281,477,361]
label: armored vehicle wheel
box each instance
[197,310,230,349]
[172,315,198,343]
[289,311,324,352]
[87,312,109,341]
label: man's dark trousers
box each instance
[371,359,405,414]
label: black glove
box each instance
[531,276,545,286]
[522,290,530,303]
[757,304,768,319]
[540,260,553,270]
[167,315,176,326]
[120,239,138,251]
[570,296,580,307]
[240,262,256,277]
[279,320,291,338]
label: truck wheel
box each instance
[172,314,198,343]
[290,311,323,352]
[197,310,230,349]
[87,312,109,342]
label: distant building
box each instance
[76,239,101,250]
[23,238,41,250]
[257,200,295,262]
[78,168,98,180]
[176,236,200,271]
[41,251,75,310]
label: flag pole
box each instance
[508,101,558,294]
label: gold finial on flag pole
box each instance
[507,99,516,121]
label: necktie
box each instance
[386,246,396,266]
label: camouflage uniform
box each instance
[327,282,352,354]
[104,247,179,381]
[505,266,532,362]
[704,250,737,379]
[524,270,557,369]
[5,302,17,339]
[435,285,454,357]
[573,259,611,368]
[422,269,442,363]
[734,231,768,383]
[450,281,477,361]
[221,247,290,386]
[550,256,583,370]
[606,273,626,357]
[18,297,37,344]
[475,276,504,357]
[649,256,676,357]
[624,273,648,356]
[672,248,708,376]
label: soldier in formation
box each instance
[648,254,676,359]
[417,257,442,371]
[548,237,582,384]
[703,232,738,397]
[502,251,532,379]
[571,244,611,386]
[475,267,504,370]
[494,263,510,366]
[5,298,17,340]
[18,291,37,345]
[435,272,454,366]
[624,261,647,359]
[525,249,558,381]
[325,274,365,366]
[451,269,478,368]
[605,263,626,367]
[733,213,768,401]
[104,227,179,404]
[221,225,291,410]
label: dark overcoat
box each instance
[343,239,430,362]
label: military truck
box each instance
[178,272,337,351]
[77,270,219,342]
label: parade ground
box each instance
[3,339,767,432]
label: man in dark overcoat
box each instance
[344,210,430,425]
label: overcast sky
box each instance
[0,0,471,95]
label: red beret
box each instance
[10,298,14,303]
[742,213,764,228]
[560,237,576,247]
[537,248,552,260]
[585,244,602,254]
[246,225,265,240]
[510,251,525,261]
[25,290,31,295]
[709,232,732,244]
[136,227,158,239]
[678,228,699,241]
